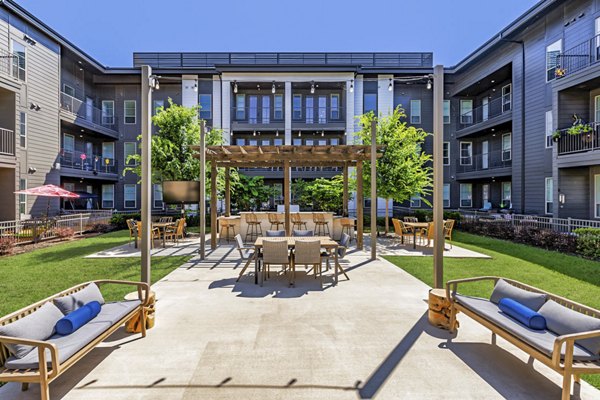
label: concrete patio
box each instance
[1,245,598,400]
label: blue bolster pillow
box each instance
[499,298,547,330]
[55,301,101,335]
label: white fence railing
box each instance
[0,211,112,246]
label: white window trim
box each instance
[124,100,136,125]
[63,84,75,97]
[595,174,600,218]
[502,133,512,161]
[460,184,473,208]
[546,39,562,83]
[502,84,512,111]
[502,182,512,202]
[124,142,137,166]
[545,177,553,215]
[330,93,340,120]
[124,184,137,209]
[101,184,114,209]
[443,142,450,166]
[10,39,26,82]
[153,184,163,209]
[443,183,450,208]
[410,100,421,124]
[199,94,212,119]
[443,100,450,124]
[274,94,284,120]
[102,100,115,124]
[63,133,75,153]
[460,141,473,165]
[545,110,553,149]
[410,195,422,208]
[460,99,473,124]
[19,112,26,148]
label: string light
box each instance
[310,81,315,94]
[272,81,276,94]
[349,79,354,93]
[388,78,393,91]
[426,79,432,90]
[233,81,238,94]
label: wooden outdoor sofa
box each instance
[0,280,150,400]
[447,277,600,400]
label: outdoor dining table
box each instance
[153,222,176,248]
[403,221,430,250]
[253,236,342,287]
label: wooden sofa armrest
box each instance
[93,280,151,307]
[552,330,600,367]
[0,336,59,376]
[446,276,501,302]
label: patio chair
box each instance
[158,216,173,223]
[136,221,161,249]
[321,233,350,280]
[292,229,314,237]
[126,219,137,246]
[291,213,308,230]
[235,234,257,282]
[444,219,455,249]
[268,213,284,231]
[293,239,323,287]
[219,218,236,243]
[165,218,185,244]
[245,212,263,242]
[403,216,418,223]
[340,217,355,243]
[418,222,435,247]
[265,230,286,237]
[261,239,292,286]
[392,218,413,245]
[312,213,330,236]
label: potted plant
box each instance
[552,130,561,142]
[567,123,592,136]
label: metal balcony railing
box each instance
[292,105,345,124]
[456,149,512,174]
[59,149,119,174]
[458,93,511,129]
[555,34,600,80]
[232,106,285,124]
[0,128,15,156]
[556,122,600,155]
[59,92,118,132]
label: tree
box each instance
[357,107,433,233]
[299,176,353,214]
[231,175,274,211]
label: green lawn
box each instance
[0,230,190,316]
[384,231,600,389]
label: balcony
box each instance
[457,93,512,137]
[555,123,600,168]
[59,92,119,138]
[292,105,346,129]
[456,149,512,179]
[58,148,119,180]
[554,35,600,80]
[231,106,285,130]
[0,128,15,157]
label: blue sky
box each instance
[16,0,539,68]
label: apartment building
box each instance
[0,0,599,220]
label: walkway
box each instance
[1,245,598,399]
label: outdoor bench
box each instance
[446,276,600,400]
[0,280,150,400]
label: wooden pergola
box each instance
[191,144,384,253]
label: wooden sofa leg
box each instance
[21,382,29,391]
[491,333,496,345]
[573,374,581,398]
[40,380,50,400]
[562,373,572,400]
[140,307,147,338]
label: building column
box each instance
[182,75,199,108]
[221,79,232,145]
[284,81,292,145]
[353,75,364,143]
[212,75,222,133]
[377,74,394,118]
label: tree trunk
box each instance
[385,198,389,234]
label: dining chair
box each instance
[235,234,257,282]
[293,239,323,287]
[321,233,350,280]
[444,219,455,249]
[292,229,314,237]
[392,218,413,245]
[419,222,435,246]
[312,213,330,236]
[261,239,292,286]
[340,217,354,243]
[126,219,137,246]
[291,213,308,230]
[136,221,160,249]
[265,230,286,237]
[165,219,185,244]
[158,216,173,223]
[267,213,285,231]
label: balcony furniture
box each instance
[392,218,413,246]
[244,213,263,243]
[444,219,455,249]
[265,230,285,237]
[447,277,600,400]
[313,213,330,236]
[126,219,137,247]
[267,213,284,231]
[261,239,293,286]
[403,221,430,249]
[218,218,236,243]
[478,202,493,212]
[291,213,308,231]
[0,280,150,400]
[158,216,173,223]
[339,217,355,243]
[165,219,186,244]
[234,234,257,283]
[292,239,323,287]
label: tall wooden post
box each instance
[433,65,445,288]
[140,65,152,285]
[343,162,349,217]
[284,160,291,235]
[199,121,206,260]
[370,119,377,260]
[225,167,231,217]
[210,160,217,250]
[356,160,364,250]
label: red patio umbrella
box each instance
[15,184,80,218]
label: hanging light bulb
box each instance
[321,131,325,137]
[310,81,315,94]
[233,81,238,94]
[275,130,279,137]
[388,78,393,91]
[349,79,354,93]
[426,79,432,90]
[272,81,276,94]
[298,131,302,137]
[193,82,198,92]
[253,130,256,136]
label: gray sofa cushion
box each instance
[0,303,64,358]
[455,294,598,361]
[54,283,105,315]
[4,300,141,370]
[489,279,547,311]
[538,300,600,356]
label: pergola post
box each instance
[433,64,445,288]
[140,65,152,285]
[343,162,349,217]
[370,119,377,260]
[199,121,206,260]
[356,160,364,250]
[225,167,231,217]
[210,160,217,250]
[284,160,291,235]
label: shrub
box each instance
[91,223,113,233]
[574,228,600,260]
[54,227,75,239]
[0,237,16,256]
[411,210,461,222]
[110,213,140,230]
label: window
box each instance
[64,183,75,192]
[595,175,600,218]
[502,84,512,112]
[102,142,115,165]
[235,94,246,120]
[305,96,314,124]
[63,84,75,97]
[330,138,340,146]
[124,184,136,209]
[124,142,137,166]
[292,94,302,119]
[410,195,421,208]
[124,100,136,124]
[318,96,327,123]
[364,93,377,114]
[292,138,302,146]
[273,138,283,146]
[443,184,450,208]
[482,184,490,206]
[153,184,163,209]
[19,112,26,147]
[546,39,562,82]
[261,139,270,146]
[443,100,450,124]
[460,142,472,165]
[199,94,212,119]
[101,184,114,208]
[261,96,270,124]
[236,138,246,146]
[305,139,314,146]
[482,97,489,121]
[19,179,26,215]
[63,134,74,155]
[274,94,283,120]
[153,100,164,115]
[102,100,114,125]
[502,182,512,206]
[460,100,473,124]
[410,100,421,124]
[545,177,553,214]
[11,40,25,81]
[331,94,340,120]
[502,133,512,161]
[248,95,258,124]
[248,139,258,146]
[545,110,553,148]
[460,184,472,208]
[443,142,450,166]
